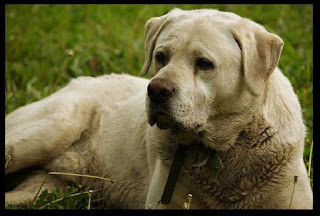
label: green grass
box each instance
[6,185,101,210]
[5,4,313,207]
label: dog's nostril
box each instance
[148,79,175,103]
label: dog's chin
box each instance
[148,111,202,133]
[148,112,177,130]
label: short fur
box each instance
[5,8,312,209]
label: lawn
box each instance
[5,4,313,207]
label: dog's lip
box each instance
[155,111,169,124]
[155,110,167,116]
[148,110,174,130]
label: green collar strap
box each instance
[161,144,185,205]
[160,144,222,205]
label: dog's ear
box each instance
[232,19,284,96]
[140,15,170,76]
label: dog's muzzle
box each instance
[147,78,177,129]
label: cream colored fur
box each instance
[5,8,312,209]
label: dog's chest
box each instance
[158,139,290,209]
[171,146,250,209]
[158,143,231,207]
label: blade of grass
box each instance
[87,190,93,210]
[307,140,313,179]
[183,202,188,209]
[52,55,73,93]
[5,154,12,169]
[48,172,114,183]
[289,176,298,209]
[186,194,192,209]
[30,174,50,209]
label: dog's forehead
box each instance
[155,9,241,52]
[160,9,242,42]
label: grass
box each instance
[29,172,113,208]
[5,4,313,208]
[5,167,114,210]
[6,185,101,210]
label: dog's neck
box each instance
[157,109,261,162]
[179,113,293,208]
[199,109,257,151]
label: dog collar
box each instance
[208,149,223,169]
[160,144,185,205]
[160,144,222,206]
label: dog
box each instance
[5,8,313,209]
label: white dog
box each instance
[5,8,313,209]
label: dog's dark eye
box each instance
[195,58,214,70]
[155,52,166,67]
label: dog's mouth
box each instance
[148,110,204,134]
[148,111,176,130]
[147,99,205,133]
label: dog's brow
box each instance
[155,41,175,50]
[154,44,167,51]
[154,44,174,57]
[193,47,217,67]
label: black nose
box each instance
[148,79,175,103]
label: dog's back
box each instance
[5,74,150,208]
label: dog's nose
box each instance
[148,79,175,103]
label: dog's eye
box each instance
[155,52,166,67]
[195,58,214,70]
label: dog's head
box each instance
[141,9,283,148]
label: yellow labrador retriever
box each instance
[5,8,313,209]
